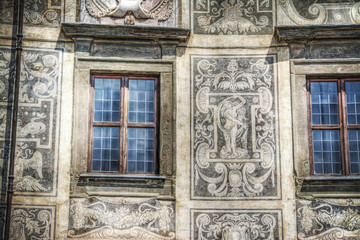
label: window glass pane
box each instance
[92,127,119,172]
[312,130,341,174]
[127,128,154,173]
[94,78,121,122]
[310,82,339,125]
[348,130,360,174]
[346,81,360,125]
[128,80,155,123]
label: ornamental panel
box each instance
[191,0,274,35]
[296,199,360,240]
[0,47,62,197]
[9,205,56,240]
[68,197,176,239]
[191,209,282,240]
[191,55,280,200]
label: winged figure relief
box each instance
[85,0,175,24]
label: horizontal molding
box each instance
[61,23,190,43]
[276,24,360,41]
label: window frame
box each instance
[88,74,160,175]
[307,77,360,176]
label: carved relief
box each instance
[296,200,360,240]
[0,47,62,196]
[9,205,56,240]
[279,0,360,25]
[83,0,175,25]
[192,0,273,35]
[68,197,175,239]
[191,55,279,200]
[192,209,282,240]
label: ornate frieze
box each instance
[191,209,282,240]
[68,197,175,239]
[82,0,176,25]
[0,47,62,196]
[296,200,360,240]
[9,205,56,240]
[191,55,280,200]
[192,0,273,35]
[279,0,360,25]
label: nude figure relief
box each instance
[218,97,249,159]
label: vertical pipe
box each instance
[4,0,24,238]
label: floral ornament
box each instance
[297,201,360,240]
[197,0,269,35]
[195,211,278,240]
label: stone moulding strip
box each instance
[276,24,360,41]
[61,23,190,43]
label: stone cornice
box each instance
[275,24,360,42]
[61,23,190,44]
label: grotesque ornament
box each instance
[85,0,174,25]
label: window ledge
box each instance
[296,177,360,199]
[276,24,360,42]
[78,173,166,188]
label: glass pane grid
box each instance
[129,80,155,123]
[92,127,119,172]
[310,82,339,125]
[346,82,360,125]
[127,128,154,173]
[94,78,121,122]
[313,130,342,175]
[348,130,360,174]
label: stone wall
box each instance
[0,0,359,239]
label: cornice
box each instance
[61,23,190,44]
[275,24,360,42]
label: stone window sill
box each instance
[78,173,166,188]
[296,176,360,199]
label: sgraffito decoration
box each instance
[279,0,360,25]
[191,55,279,200]
[192,0,273,35]
[191,209,282,240]
[68,197,176,240]
[84,0,175,25]
[1,0,63,26]
[296,200,360,240]
[9,205,56,240]
[0,47,62,197]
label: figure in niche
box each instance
[218,97,249,158]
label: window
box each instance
[89,75,158,174]
[307,78,360,176]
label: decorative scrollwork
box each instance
[68,198,175,239]
[192,55,278,199]
[193,210,280,240]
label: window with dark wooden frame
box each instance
[88,75,159,174]
[307,77,360,176]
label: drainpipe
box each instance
[4,0,24,239]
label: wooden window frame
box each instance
[88,74,160,175]
[307,77,360,176]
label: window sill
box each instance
[78,173,166,188]
[296,176,360,199]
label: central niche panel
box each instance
[191,55,280,200]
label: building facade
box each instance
[1,0,360,239]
